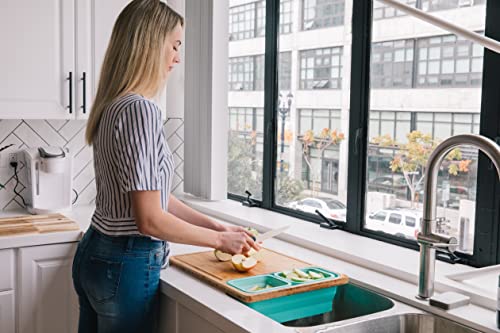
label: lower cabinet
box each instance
[18,242,79,333]
[0,290,15,333]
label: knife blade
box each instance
[254,225,290,242]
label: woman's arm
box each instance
[131,191,259,254]
[168,195,226,231]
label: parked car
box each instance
[365,208,422,240]
[287,197,347,222]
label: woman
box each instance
[72,1,259,332]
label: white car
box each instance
[365,208,422,240]
[288,197,347,222]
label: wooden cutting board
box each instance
[0,214,80,236]
[170,248,349,303]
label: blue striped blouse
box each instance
[90,93,175,237]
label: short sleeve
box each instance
[113,100,162,193]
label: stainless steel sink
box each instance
[322,313,481,333]
[282,283,481,333]
[282,283,394,327]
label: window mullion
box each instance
[475,0,500,266]
[346,0,373,233]
[262,0,280,209]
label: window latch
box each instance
[242,190,260,208]
[315,209,345,230]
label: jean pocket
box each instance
[149,249,164,271]
[84,256,123,303]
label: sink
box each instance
[322,313,481,333]
[282,283,394,327]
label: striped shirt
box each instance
[90,93,175,237]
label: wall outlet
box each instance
[9,153,17,166]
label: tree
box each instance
[299,128,345,196]
[371,131,472,208]
[227,130,304,204]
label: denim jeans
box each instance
[72,227,168,333]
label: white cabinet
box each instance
[18,243,79,333]
[0,291,15,333]
[0,0,168,120]
[0,0,75,119]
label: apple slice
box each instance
[241,256,258,271]
[214,250,232,262]
[231,254,258,272]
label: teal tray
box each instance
[227,267,340,323]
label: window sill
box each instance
[177,193,497,311]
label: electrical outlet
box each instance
[9,153,17,166]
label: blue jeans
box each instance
[72,227,168,333]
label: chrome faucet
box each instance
[417,134,500,300]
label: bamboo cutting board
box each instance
[170,248,349,303]
[0,214,80,236]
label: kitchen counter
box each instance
[1,204,498,332]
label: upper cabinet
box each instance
[0,0,75,119]
[0,0,167,120]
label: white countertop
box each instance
[1,203,498,332]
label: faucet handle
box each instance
[417,233,458,252]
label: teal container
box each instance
[227,267,340,323]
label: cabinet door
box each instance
[0,291,15,333]
[76,0,168,120]
[18,243,79,333]
[0,0,75,119]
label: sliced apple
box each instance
[241,256,258,271]
[293,268,309,279]
[214,249,232,262]
[244,248,264,262]
[308,271,323,279]
[231,254,258,272]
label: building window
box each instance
[229,107,256,133]
[279,52,292,91]
[299,47,343,89]
[416,34,483,87]
[369,111,412,143]
[373,0,417,20]
[421,0,486,12]
[371,39,415,88]
[229,56,257,91]
[230,0,293,41]
[299,109,342,135]
[415,112,481,140]
[229,3,256,41]
[302,0,345,30]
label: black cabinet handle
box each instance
[81,72,86,114]
[67,72,73,114]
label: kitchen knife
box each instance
[254,225,290,242]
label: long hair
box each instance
[85,0,184,145]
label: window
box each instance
[230,0,294,41]
[371,40,414,88]
[228,56,255,91]
[302,0,345,30]
[229,3,255,41]
[373,0,417,20]
[372,211,387,221]
[299,109,341,135]
[406,216,416,227]
[421,0,485,12]
[227,0,500,267]
[416,34,483,87]
[299,47,343,89]
[389,213,402,224]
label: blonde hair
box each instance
[85,0,184,145]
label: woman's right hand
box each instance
[216,231,260,255]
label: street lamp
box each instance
[278,92,293,173]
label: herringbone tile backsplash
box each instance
[0,119,184,210]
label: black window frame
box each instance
[228,0,500,268]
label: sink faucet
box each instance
[417,134,500,300]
